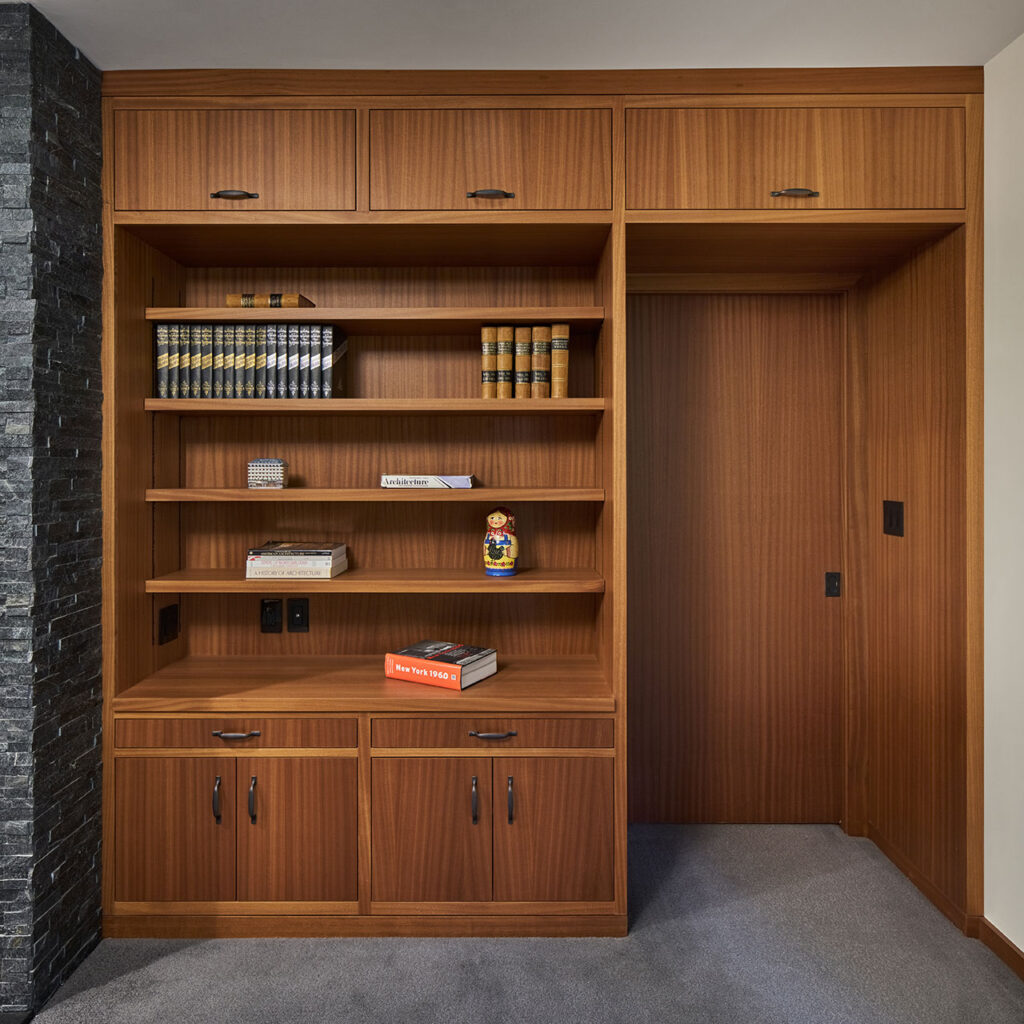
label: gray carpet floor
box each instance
[35,825,1024,1024]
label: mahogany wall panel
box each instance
[626,293,845,822]
[851,229,968,914]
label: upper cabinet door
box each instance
[114,109,357,211]
[370,109,613,210]
[626,106,965,210]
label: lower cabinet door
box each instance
[371,757,492,902]
[115,756,237,902]
[493,757,615,903]
[236,757,358,902]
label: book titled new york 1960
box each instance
[384,641,497,690]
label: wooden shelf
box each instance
[145,305,604,334]
[112,655,614,713]
[146,568,605,594]
[144,398,606,415]
[146,487,605,503]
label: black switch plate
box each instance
[883,500,905,537]
[260,598,283,633]
[825,572,841,598]
[157,602,180,645]
[288,598,309,633]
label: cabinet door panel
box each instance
[114,108,356,211]
[626,106,965,210]
[115,757,236,902]
[370,109,612,210]
[371,757,492,902]
[494,757,614,902]
[236,757,358,902]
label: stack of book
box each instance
[245,541,349,579]
[154,322,347,400]
[481,323,569,399]
[384,640,498,690]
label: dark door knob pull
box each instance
[770,187,820,198]
[210,189,259,200]
[471,775,479,825]
[248,775,257,824]
[212,730,261,741]
[466,189,515,199]
[468,730,518,741]
[212,775,222,824]
[507,775,515,824]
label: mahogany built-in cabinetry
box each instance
[102,68,982,939]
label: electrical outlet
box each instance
[157,603,179,645]
[883,500,905,537]
[260,598,283,633]
[287,598,309,633]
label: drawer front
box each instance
[115,717,358,749]
[370,108,612,210]
[626,106,965,210]
[114,108,357,211]
[372,717,614,749]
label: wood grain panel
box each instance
[627,293,844,822]
[185,265,599,309]
[626,107,965,210]
[852,228,968,912]
[237,758,358,901]
[371,758,492,901]
[115,109,356,211]
[625,222,960,275]
[370,109,611,211]
[115,717,358,748]
[101,67,983,97]
[180,502,598,573]
[179,414,599,488]
[494,757,614,901]
[183,594,599,657]
[114,757,236,901]
[372,718,613,749]
[112,655,612,713]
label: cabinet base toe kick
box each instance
[103,913,630,939]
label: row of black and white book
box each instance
[154,323,347,399]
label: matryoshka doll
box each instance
[483,506,519,576]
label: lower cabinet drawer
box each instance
[115,717,358,749]
[371,717,613,749]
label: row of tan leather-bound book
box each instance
[481,324,569,399]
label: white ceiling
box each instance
[36,0,1024,72]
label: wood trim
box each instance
[963,91,985,921]
[113,900,359,915]
[143,398,607,416]
[978,920,1024,982]
[113,748,360,758]
[626,209,968,226]
[865,824,968,929]
[627,272,859,293]
[102,913,629,937]
[369,900,617,915]
[144,487,606,503]
[101,68,983,98]
[368,748,614,758]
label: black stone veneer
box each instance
[0,4,102,1013]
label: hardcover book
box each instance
[155,324,169,398]
[265,324,277,399]
[380,475,474,488]
[299,324,312,398]
[226,293,315,308]
[287,324,300,398]
[309,325,322,399]
[190,324,202,400]
[178,324,191,398]
[212,325,225,399]
[514,325,532,398]
[200,324,213,398]
[480,326,498,399]
[384,640,498,690]
[531,325,551,399]
[167,323,180,399]
[496,325,514,399]
[322,327,347,398]
[234,324,247,398]
[550,322,570,399]
[243,324,257,399]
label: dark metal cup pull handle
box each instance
[212,775,222,824]
[210,189,259,200]
[471,775,479,825]
[211,730,261,741]
[507,775,514,825]
[770,187,819,198]
[468,730,518,741]
[248,775,257,824]
[466,189,515,199]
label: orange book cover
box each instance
[384,641,497,690]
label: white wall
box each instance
[985,29,1024,949]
